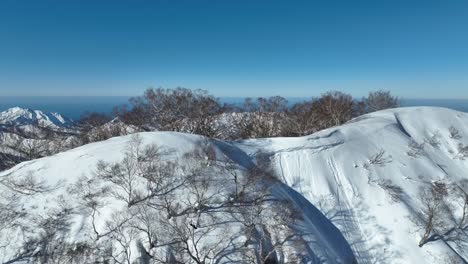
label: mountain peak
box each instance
[0,106,73,128]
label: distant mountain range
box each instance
[0,107,74,129]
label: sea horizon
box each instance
[1,96,467,119]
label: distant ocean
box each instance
[0,96,467,120]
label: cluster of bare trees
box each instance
[0,169,62,262]
[1,136,308,263]
[0,125,75,171]
[79,88,399,142]
[77,111,135,144]
[362,90,400,113]
[0,88,400,173]
[115,88,224,132]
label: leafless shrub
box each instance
[362,162,370,171]
[449,126,462,140]
[454,143,468,160]
[368,149,393,167]
[377,179,404,203]
[424,132,441,148]
[407,140,425,157]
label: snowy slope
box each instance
[1,106,468,263]
[232,107,468,263]
[0,133,354,263]
[0,107,73,128]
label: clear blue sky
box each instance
[0,0,467,98]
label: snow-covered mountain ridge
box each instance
[1,107,468,263]
[0,107,78,171]
[0,107,73,128]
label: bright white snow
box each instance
[1,107,468,263]
[0,107,73,128]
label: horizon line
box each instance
[1,95,468,101]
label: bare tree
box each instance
[311,91,357,129]
[415,181,468,249]
[452,180,468,229]
[363,90,400,113]
[416,182,449,247]
[236,96,293,138]
[288,100,319,136]
[449,126,462,140]
[455,143,468,160]
[0,171,63,263]
[424,132,441,148]
[367,149,393,167]
[407,140,425,158]
[123,88,222,133]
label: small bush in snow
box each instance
[368,149,393,167]
[455,143,468,160]
[449,126,462,140]
[407,140,425,157]
[424,132,441,148]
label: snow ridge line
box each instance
[393,113,412,139]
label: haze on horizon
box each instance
[0,0,467,99]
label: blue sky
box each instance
[0,0,467,98]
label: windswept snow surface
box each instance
[2,107,468,263]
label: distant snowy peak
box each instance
[0,107,73,128]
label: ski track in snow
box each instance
[327,156,372,264]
